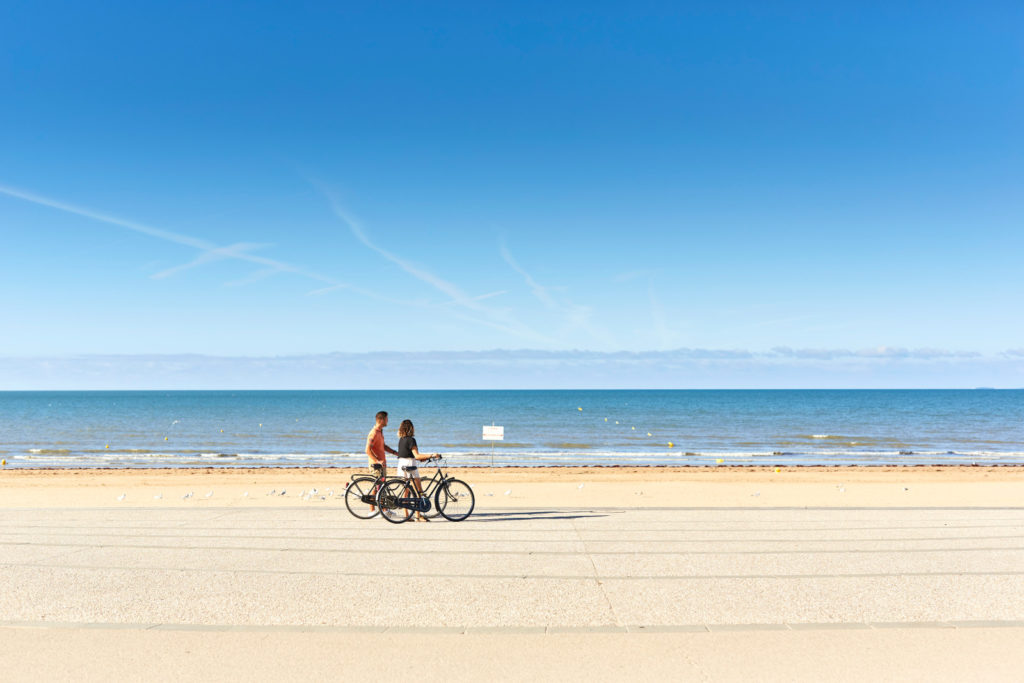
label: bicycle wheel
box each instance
[424,482,443,518]
[377,478,414,524]
[435,478,475,522]
[344,477,381,519]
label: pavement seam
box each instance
[7,523,1023,533]
[5,620,1020,633]
[5,540,1024,557]
[572,517,622,628]
[6,561,1024,581]
[6,531,1024,543]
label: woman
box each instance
[396,419,439,522]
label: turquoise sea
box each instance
[1,390,1023,468]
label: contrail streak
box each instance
[0,182,398,303]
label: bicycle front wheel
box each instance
[377,479,414,524]
[436,478,475,522]
[344,477,380,519]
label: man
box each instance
[365,410,397,477]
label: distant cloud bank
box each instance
[1,348,1022,390]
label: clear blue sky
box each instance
[1,2,1022,386]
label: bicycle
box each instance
[345,463,446,520]
[375,456,475,523]
[344,463,388,519]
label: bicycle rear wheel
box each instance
[377,479,414,524]
[435,478,475,522]
[344,477,380,519]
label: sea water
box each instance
[1,390,1022,468]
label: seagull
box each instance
[267,489,276,496]
[485,493,494,497]
[205,491,213,498]
[577,483,585,489]
[117,493,126,502]
[504,490,511,496]
[242,491,249,497]
[300,490,306,498]
[154,493,162,500]
[279,490,286,496]
[310,488,318,496]
[183,492,193,499]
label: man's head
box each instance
[375,411,388,427]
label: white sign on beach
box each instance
[482,425,504,441]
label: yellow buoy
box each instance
[164,437,168,441]
[716,458,724,464]
[647,432,652,436]
[631,426,635,430]
[604,418,608,422]
[105,444,109,449]
[668,442,674,448]
[775,467,781,473]
[577,407,582,411]
[220,429,223,433]
[1,459,6,466]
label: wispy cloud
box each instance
[500,244,558,310]
[769,346,983,360]
[0,182,397,304]
[322,193,552,344]
[4,348,1017,389]
[150,242,272,280]
[499,240,615,348]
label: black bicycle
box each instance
[345,463,447,520]
[375,457,475,523]
[344,463,389,519]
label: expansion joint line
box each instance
[572,518,620,627]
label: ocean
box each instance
[1,390,1022,469]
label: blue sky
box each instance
[2,2,1023,387]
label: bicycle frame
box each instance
[386,460,451,510]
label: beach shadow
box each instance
[469,510,609,522]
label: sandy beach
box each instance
[1,464,1022,508]
[2,466,1023,682]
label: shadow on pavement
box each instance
[468,510,609,522]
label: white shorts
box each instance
[397,458,420,479]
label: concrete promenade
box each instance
[2,504,1024,680]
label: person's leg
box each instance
[412,474,429,521]
[369,463,385,512]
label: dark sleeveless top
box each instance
[397,436,417,460]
